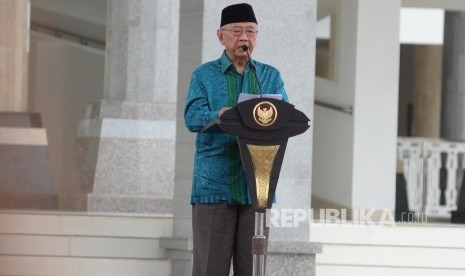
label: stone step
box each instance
[316,264,465,276]
[0,210,173,238]
[310,222,465,275]
[0,234,164,259]
[0,211,173,276]
[310,222,465,248]
[0,256,170,276]
[316,243,465,269]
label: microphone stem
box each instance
[245,50,263,98]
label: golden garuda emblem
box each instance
[253,101,278,127]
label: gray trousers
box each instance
[192,203,268,276]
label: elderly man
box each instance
[184,3,288,276]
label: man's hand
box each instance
[218,107,231,118]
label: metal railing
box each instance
[397,137,464,218]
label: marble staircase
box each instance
[0,210,172,276]
[310,222,465,276]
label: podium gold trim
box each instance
[247,144,280,208]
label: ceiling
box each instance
[30,0,107,42]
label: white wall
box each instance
[28,32,104,194]
[400,8,444,45]
[312,0,358,208]
[312,104,354,208]
[312,0,400,211]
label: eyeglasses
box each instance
[221,27,258,38]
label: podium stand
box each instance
[203,97,310,276]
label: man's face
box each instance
[218,22,258,59]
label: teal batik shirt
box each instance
[184,51,289,205]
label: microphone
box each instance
[241,45,263,98]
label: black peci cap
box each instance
[220,3,257,27]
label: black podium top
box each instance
[202,98,309,140]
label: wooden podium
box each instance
[203,97,310,276]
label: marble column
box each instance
[70,0,180,213]
[441,11,465,141]
[0,0,29,112]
